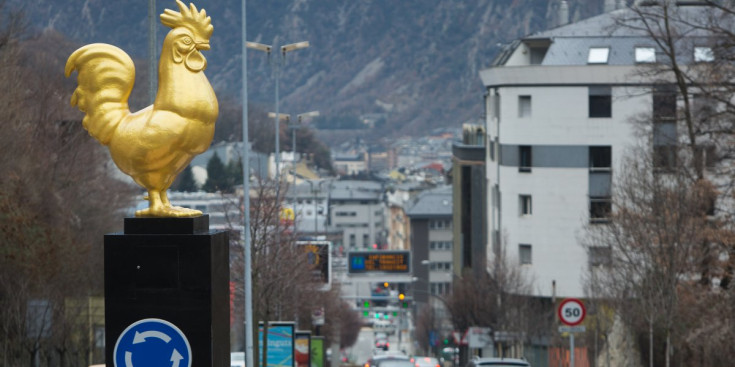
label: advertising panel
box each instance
[294,331,311,367]
[259,322,295,367]
[309,336,325,367]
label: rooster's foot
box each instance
[135,206,202,218]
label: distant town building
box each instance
[328,180,387,250]
[406,185,454,305]
[451,124,487,279]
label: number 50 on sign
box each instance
[558,298,586,326]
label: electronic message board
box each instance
[348,251,410,274]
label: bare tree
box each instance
[444,241,538,363]
[582,4,735,366]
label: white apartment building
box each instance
[328,180,387,250]
[480,4,717,298]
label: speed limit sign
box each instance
[558,298,586,326]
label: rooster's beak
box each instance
[196,42,210,51]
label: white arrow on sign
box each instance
[171,349,184,367]
[133,330,172,344]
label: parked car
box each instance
[466,357,530,367]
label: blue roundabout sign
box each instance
[114,318,192,367]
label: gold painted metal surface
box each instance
[65,0,218,217]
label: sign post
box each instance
[557,298,586,367]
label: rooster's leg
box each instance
[135,190,165,217]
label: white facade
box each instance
[479,8,683,298]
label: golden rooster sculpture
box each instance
[65,0,218,217]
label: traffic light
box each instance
[392,311,398,317]
[364,300,370,308]
[443,338,449,345]
[383,282,389,288]
[363,300,370,317]
[398,293,405,301]
[402,301,409,308]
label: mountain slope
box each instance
[23,0,604,139]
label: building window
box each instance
[588,47,610,64]
[589,146,612,171]
[519,146,532,172]
[589,86,612,118]
[694,145,717,170]
[694,47,714,62]
[635,47,656,63]
[519,195,532,216]
[590,197,612,223]
[429,219,452,230]
[588,246,612,266]
[519,244,532,265]
[653,89,678,170]
[518,95,532,118]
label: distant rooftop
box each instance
[406,185,452,218]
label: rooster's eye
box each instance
[182,37,192,45]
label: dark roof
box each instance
[406,186,452,218]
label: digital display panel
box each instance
[348,251,410,274]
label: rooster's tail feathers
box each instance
[65,43,134,145]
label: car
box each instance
[466,357,530,367]
[411,356,441,367]
[379,361,416,367]
[375,337,390,351]
[365,352,410,367]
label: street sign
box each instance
[297,241,331,290]
[467,327,492,348]
[452,330,468,345]
[558,326,586,333]
[114,318,192,367]
[558,298,586,326]
[348,251,410,274]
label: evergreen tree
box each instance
[203,152,228,192]
[173,165,198,192]
[226,156,244,188]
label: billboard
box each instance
[309,336,325,367]
[348,251,410,274]
[296,241,331,290]
[294,331,311,367]
[259,322,295,367]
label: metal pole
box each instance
[273,45,281,256]
[148,0,156,104]
[570,333,575,367]
[313,181,318,236]
[241,1,254,367]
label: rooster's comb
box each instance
[160,0,213,39]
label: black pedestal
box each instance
[104,215,229,367]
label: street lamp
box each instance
[247,40,310,184]
[248,39,309,267]
[269,110,320,174]
[290,111,320,160]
